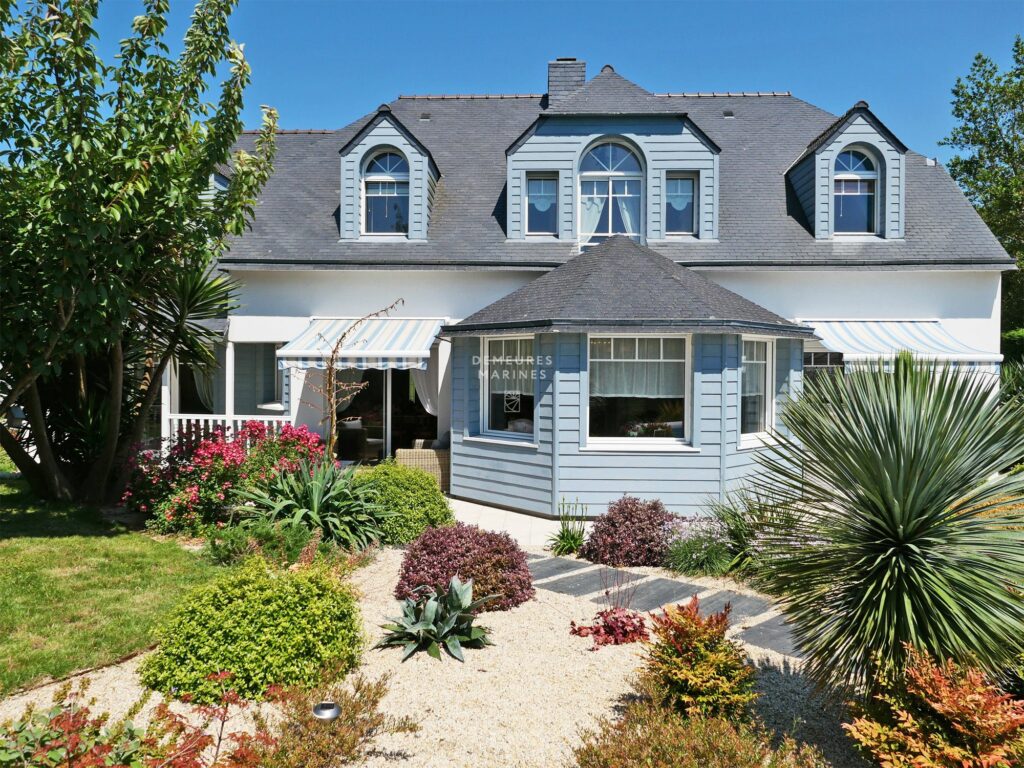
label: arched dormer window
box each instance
[363,150,409,235]
[579,141,643,245]
[833,149,878,235]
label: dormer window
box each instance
[579,142,643,245]
[363,150,409,235]
[833,149,877,235]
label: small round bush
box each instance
[580,495,675,566]
[355,461,454,544]
[395,523,534,611]
[140,558,361,703]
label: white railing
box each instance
[165,413,293,449]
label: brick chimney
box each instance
[547,57,586,106]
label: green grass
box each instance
[0,465,224,695]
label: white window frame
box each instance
[525,172,559,237]
[583,333,695,452]
[578,140,645,246]
[664,171,699,236]
[361,150,410,238]
[832,147,879,237]
[738,336,776,449]
[479,335,537,443]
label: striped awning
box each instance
[276,317,445,371]
[805,320,1002,364]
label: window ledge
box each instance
[257,401,286,413]
[580,440,699,454]
[738,433,777,451]
[831,234,887,242]
[462,434,538,450]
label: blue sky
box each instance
[92,0,1022,163]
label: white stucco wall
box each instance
[702,269,1002,354]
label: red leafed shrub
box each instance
[645,596,757,718]
[571,607,649,649]
[394,523,534,611]
[580,495,675,567]
[0,674,273,767]
[844,645,1024,767]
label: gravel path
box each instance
[1,547,867,768]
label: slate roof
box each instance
[220,64,1012,272]
[442,236,814,338]
[790,100,909,169]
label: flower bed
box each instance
[123,421,323,534]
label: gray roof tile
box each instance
[442,236,814,338]
[220,71,1012,272]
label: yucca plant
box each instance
[753,354,1024,692]
[548,497,587,556]
[377,576,495,661]
[234,458,390,550]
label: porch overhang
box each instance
[803,319,1002,365]
[276,317,446,371]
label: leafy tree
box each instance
[941,36,1024,332]
[0,0,277,501]
[753,355,1024,693]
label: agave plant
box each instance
[753,355,1024,692]
[234,458,390,550]
[377,576,495,661]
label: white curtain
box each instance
[194,367,215,411]
[410,365,438,416]
[590,360,685,398]
[580,196,606,237]
[616,195,639,235]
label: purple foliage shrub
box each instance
[580,495,675,567]
[394,523,534,611]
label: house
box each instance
[164,57,1013,517]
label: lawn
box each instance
[0,460,224,695]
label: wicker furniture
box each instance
[395,441,450,493]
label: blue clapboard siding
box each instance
[507,116,718,242]
[448,332,804,518]
[814,115,904,239]
[339,117,436,241]
[789,156,816,227]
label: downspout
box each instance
[551,336,560,517]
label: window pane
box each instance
[365,186,409,233]
[581,181,609,237]
[663,337,686,360]
[610,190,641,235]
[613,338,637,360]
[590,337,612,360]
[834,189,875,233]
[486,338,535,433]
[527,177,557,234]
[741,341,768,435]
[666,176,695,233]
[581,143,641,174]
[638,338,661,359]
[367,152,409,175]
[589,395,685,438]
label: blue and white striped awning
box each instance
[805,320,1002,365]
[276,317,445,371]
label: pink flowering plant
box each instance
[127,421,324,535]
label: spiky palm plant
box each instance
[753,355,1024,692]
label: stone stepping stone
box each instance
[539,566,644,597]
[528,557,592,581]
[525,553,545,561]
[597,577,703,612]
[697,590,773,622]
[738,614,801,658]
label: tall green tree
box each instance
[941,36,1024,332]
[0,0,277,502]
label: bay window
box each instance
[588,336,687,440]
[483,337,535,436]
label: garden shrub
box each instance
[664,524,732,577]
[205,519,317,566]
[570,607,648,649]
[140,558,361,703]
[394,523,534,611]
[132,422,323,535]
[579,495,674,567]
[845,645,1024,767]
[573,703,823,768]
[0,677,270,767]
[354,460,453,544]
[644,596,757,718]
